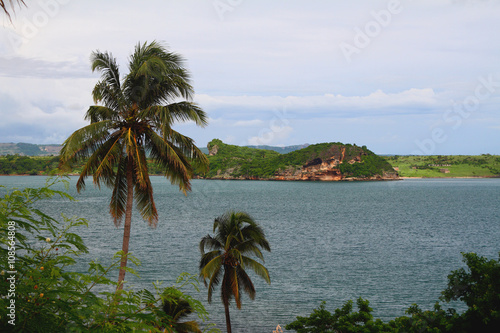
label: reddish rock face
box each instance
[270,147,398,181]
[273,147,346,181]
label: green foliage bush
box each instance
[285,298,390,333]
[0,155,60,175]
[0,178,219,332]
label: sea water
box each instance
[1,176,499,332]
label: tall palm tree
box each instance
[60,41,208,290]
[199,211,271,333]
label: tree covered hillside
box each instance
[202,139,397,180]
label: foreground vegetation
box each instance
[0,179,218,332]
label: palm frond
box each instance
[240,256,271,284]
[85,105,116,123]
[144,129,193,193]
[206,263,222,303]
[133,175,158,227]
[242,243,265,262]
[239,224,271,252]
[60,120,113,159]
[143,102,208,128]
[163,128,209,174]
[199,250,222,273]
[199,235,223,253]
[200,254,222,282]
[73,129,124,192]
[236,265,256,300]
[91,132,124,187]
[1,0,25,22]
[92,80,124,112]
[109,155,128,226]
[90,51,121,93]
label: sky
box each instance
[1,0,500,155]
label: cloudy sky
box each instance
[1,0,499,154]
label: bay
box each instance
[1,176,499,332]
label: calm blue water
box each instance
[1,176,499,332]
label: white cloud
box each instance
[197,88,441,119]
[233,119,264,127]
[247,125,294,146]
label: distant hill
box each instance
[199,143,308,155]
[1,142,304,157]
[201,139,399,181]
[0,143,62,156]
[244,143,310,154]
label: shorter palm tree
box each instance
[199,211,271,333]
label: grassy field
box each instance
[385,155,500,178]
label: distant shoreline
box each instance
[399,176,500,179]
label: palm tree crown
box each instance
[60,41,208,289]
[161,296,202,333]
[199,211,271,333]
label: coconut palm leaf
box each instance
[240,256,270,283]
[85,105,116,123]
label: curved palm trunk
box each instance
[224,301,232,333]
[117,159,134,291]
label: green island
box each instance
[200,139,397,180]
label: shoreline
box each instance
[1,174,499,180]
